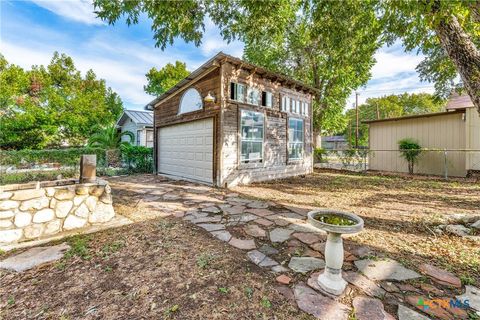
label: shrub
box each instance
[120,145,154,173]
[313,148,328,163]
[398,138,422,174]
[0,169,77,185]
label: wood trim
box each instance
[237,107,267,168]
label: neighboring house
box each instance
[321,135,348,150]
[364,94,480,177]
[116,110,154,147]
[145,52,315,187]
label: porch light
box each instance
[204,91,216,103]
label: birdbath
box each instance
[307,209,364,295]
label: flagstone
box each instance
[275,285,296,306]
[397,305,431,320]
[294,282,350,320]
[270,228,294,243]
[191,216,222,224]
[223,205,246,215]
[288,222,323,233]
[228,237,256,250]
[254,218,274,227]
[247,200,269,209]
[353,296,393,320]
[293,232,322,244]
[210,230,232,242]
[272,265,290,273]
[354,259,421,281]
[405,295,467,320]
[244,224,266,238]
[197,223,225,232]
[258,244,279,256]
[288,257,325,273]
[418,263,461,288]
[0,243,70,272]
[276,274,292,285]
[201,206,221,214]
[457,285,480,312]
[344,271,386,298]
[246,208,275,217]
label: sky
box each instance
[1,0,435,111]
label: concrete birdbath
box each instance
[307,209,364,295]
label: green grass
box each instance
[65,235,91,260]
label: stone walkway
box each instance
[107,175,479,320]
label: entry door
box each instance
[158,118,213,184]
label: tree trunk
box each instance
[434,14,480,114]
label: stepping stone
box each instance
[218,204,232,210]
[293,232,321,244]
[272,218,291,226]
[347,245,374,258]
[353,296,393,320]
[275,285,296,306]
[445,224,470,237]
[197,223,225,232]
[457,285,480,312]
[418,263,462,288]
[272,265,289,273]
[210,230,232,242]
[288,257,325,273]
[284,205,310,216]
[344,271,386,298]
[288,223,322,233]
[380,282,400,293]
[258,244,279,256]
[163,193,181,200]
[191,216,222,224]
[294,282,350,320]
[228,213,257,224]
[278,211,305,219]
[397,283,421,293]
[472,220,480,229]
[304,248,323,258]
[405,295,467,320]
[0,243,70,272]
[254,218,273,227]
[202,206,221,214]
[419,283,443,296]
[247,208,274,217]
[270,228,294,243]
[355,259,421,281]
[223,205,245,215]
[244,225,266,238]
[398,304,431,320]
[229,237,256,250]
[246,250,278,267]
[276,274,291,285]
[247,200,269,209]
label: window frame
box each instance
[239,109,265,165]
[287,117,305,161]
[178,87,204,115]
[146,129,154,148]
[230,82,246,103]
[136,129,142,146]
[247,87,261,106]
[262,91,273,108]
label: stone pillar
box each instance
[80,155,96,183]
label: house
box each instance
[321,135,348,150]
[116,109,154,147]
[364,94,480,177]
[145,52,315,187]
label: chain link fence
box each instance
[314,148,480,179]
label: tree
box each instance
[93,0,480,116]
[382,0,480,114]
[87,125,134,149]
[243,0,383,137]
[0,53,123,149]
[398,138,422,174]
[144,61,189,97]
[344,93,445,146]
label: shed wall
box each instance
[368,112,466,177]
[466,108,480,171]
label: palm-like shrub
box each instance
[398,138,422,174]
[88,125,134,167]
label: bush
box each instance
[398,138,422,174]
[314,148,328,163]
[0,169,77,185]
[0,148,107,168]
[120,145,154,173]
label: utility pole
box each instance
[355,92,359,149]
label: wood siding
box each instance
[465,108,480,171]
[368,112,467,177]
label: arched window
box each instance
[178,88,203,114]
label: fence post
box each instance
[443,149,448,180]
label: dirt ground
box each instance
[232,169,480,286]
[0,176,312,320]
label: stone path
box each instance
[10,175,475,320]
[0,243,69,272]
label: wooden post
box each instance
[80,154,97,183]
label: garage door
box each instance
[158,118,213,184]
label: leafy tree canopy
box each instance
[0,52,123,150]
[343,93,445,146]
[144,61,190,97]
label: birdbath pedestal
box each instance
[307,209,364,296]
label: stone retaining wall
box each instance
[0,179,115,245]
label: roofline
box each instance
[144,52,318,110]
[116,109,153,127]
[363,109,465,124]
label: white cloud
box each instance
[31,0,103,25]
[371,48,424,79]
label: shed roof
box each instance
[363,110,464,124]
[145,52,318,110]
[446,93,474,110]
[116,109,153,127]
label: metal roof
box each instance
[144,51,318,110]
[446,93,474,110]
[116,109,153,127]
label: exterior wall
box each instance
[219,62,313,187]
[0,180,115,246]
[465,108,480,171]
[120,118,138,145]
[368,112,467,177]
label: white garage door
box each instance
[158,118,213,184]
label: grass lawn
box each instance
[233,169,480,286]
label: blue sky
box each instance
[1,0,435,110]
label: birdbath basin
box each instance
[307,209,364,295]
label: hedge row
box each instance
[0,148,107,167]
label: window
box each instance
[146,130,154,148]
[247,87,260,105]
[288,118,304,160]
[240,110,264,163]
[136,130,142,145]
[179,88,203,114]
[262,91,273,108]
[281,96,290,112]
[230,82,246,102]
